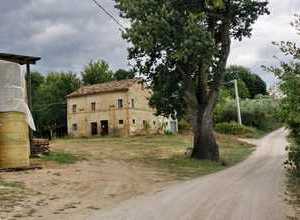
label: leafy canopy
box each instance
[81,60,114,85]
[114,69,136,80]
[115,0,269,118]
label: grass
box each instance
[0,180,24,189]
[40,151,82,164]
[286,173,300,218]
[51,133,254,179]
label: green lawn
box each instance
[50,133,254,179]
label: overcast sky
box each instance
[0,0,299,87]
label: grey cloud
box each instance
[0,0,128,74]
[0,0,298,87]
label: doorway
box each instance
[91,122,98,136]
[100,120,109,136]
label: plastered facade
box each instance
[67,81,169,137]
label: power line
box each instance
[90,0,126,31]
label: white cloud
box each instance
[228,0,300,87]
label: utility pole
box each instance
[26,64,33,144]
[234,79,242,125]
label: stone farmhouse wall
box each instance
[67,81,167,137]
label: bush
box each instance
[164,130,174,136]
[178,119,192,131]
[215,97,281,131]
[215,122,255,136]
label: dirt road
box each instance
[88,128,288,220]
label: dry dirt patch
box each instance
[0,134,253,220]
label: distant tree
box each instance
[34,72,81,138]
[26,71,45,103]
[27,71,45,135]
[29,71,45,91]
[115,0,269,161]
[81,60,114,85]
[223,79,250,99]
[225,65,267,98]
[114,69,135,80]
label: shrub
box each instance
[215,98,281,131]
[215,122,255,136]
[164,130,174,136]
[178,119,192,131]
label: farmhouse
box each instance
[67,79,177,137]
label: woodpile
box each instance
[31,139,50,157]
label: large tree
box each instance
[81,60,114,85]
[115,0,269,161]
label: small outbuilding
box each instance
[0,53,40,169]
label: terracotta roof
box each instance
[67,79,140,98]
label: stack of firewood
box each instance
[31,139,50,157]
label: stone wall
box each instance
[67,81,166,137]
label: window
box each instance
[119,120,124,125]
[131,99,135,108]
[91,102,96,112]
[117,99,123,109]
[72,104,77,113]
[132,119,136,124]
[72,124,78,131]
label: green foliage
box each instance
[267,15,300,175]
[215,98,280,131]
[32,72,81,137]
[178,119,192,132]
[224,65,267,98]
[215,122,255,136]
[223,80,250,99]
[0,181,24,189]
[114,69,135,80]
[164,130,174,136]
[115,0,269,119]
[81,60,114,85]
[41,151,80,164]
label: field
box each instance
[0,134,254,220]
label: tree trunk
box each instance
[191,92,219,161]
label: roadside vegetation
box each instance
[266,15,300,217]
[214,96,281,138]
